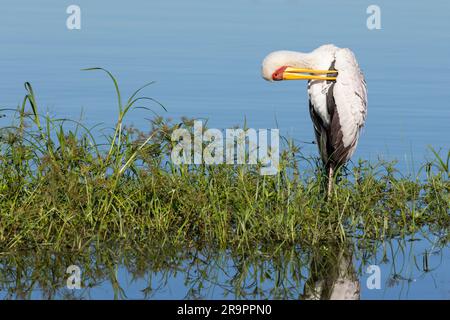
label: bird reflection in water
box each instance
[302,241,360,300]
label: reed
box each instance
[0,70,448,255]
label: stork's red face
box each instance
[272,66,288,81]
[272,66,338,81]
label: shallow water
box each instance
[0,0,449,299]
[1,232,449,299]
[1,1,449,169]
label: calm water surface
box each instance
[0,0,449,299]
[1,233,449,299]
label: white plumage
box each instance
[332,48,367,151]
[262,44,367,195]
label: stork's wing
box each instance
[331,48,368,161]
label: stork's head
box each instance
[261,50,338,82]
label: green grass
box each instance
[0,69,449,256]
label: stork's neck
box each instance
[289,48,337,70]
[282,51,316,69]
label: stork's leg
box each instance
[327,164,334,199]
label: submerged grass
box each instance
[0,70,449,255]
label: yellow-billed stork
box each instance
[262,44,368,196]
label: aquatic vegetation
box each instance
[0,70,448,257]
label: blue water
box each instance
[1,0,449,168]
[0,0,449,299]
[79,237,445,300]
[1,234,448,300]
